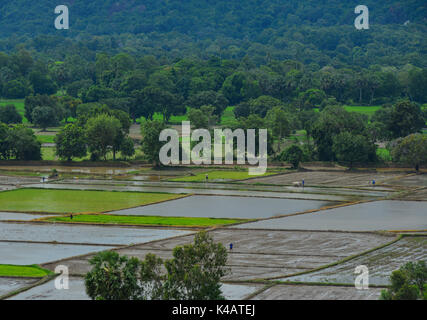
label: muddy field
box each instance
[282,236,427,286]
[235,200,427,232]
[384,174,427,187]
[251,284,382,300]
[0,175,40,185]
[41,229,395,281]
[244,171,406,187]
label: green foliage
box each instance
[55,124,87,161]
[0,104,22,124]
[332,132,377,167]
[381,261,427,300]
[391,133,427,171]
[85,251,142,300]
[120,137,135,160]
[188,108,208,129]
[163,231,229,300]
[85,114,122,160]
[279,145,304,169]
[311,105,369,161]
[31,106,59,130]
[1,125,41,160]
[85,231,229,300]
[140,119,167,166]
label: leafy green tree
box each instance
[280,145,304,169]
[188,108,208,129]
[0,123,10,159]
[120,137,135,160]
[85,251,142,300]
[311,106,367,161]
[55,124,87,161]
[24,95,63,123]
[381,261,427,300]
[31,106,58,131]
[187,91,228,116]
[408,69,427,103]
[391,133,427,172]
[0,104,22,124]
[85,114,122,160]
[140,119,167,166]
[2,79,32,99]
[85,231,229,300]
[163,231,229,300]
[388,100,425,138]
[6,125,41,160]
[29,70,58,95]
[266,106,291,154]
[248,95,284,118]
[332,132,377,168]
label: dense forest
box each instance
[0,0,426,68]
[0,1,426,166]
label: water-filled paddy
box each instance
[8,276,263,300]
[0,222,192,246]
[236,200,427,231]
[0,242,114,265]
[112,195,334,219]
[0,212,50,221]
[251,284,382,300]
[0,278,40,296]
[281,237,427,286]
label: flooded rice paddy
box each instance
[0,222,192,246]
[236,200,427,231]
[111,195,335,219]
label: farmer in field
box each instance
[206,174,209,182]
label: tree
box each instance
[266,106,291,154]
[163,231,229,300]
[391,133,427,172]
[85,251,143,300]
[0,123,11,159]
[381,261,427,300]
[248,95,284,118]
[388,100,425,138]
[188,108,208,129]
[0,104,22,124]
[84,231,229,300]
[2,79,32,99]
[6,125,41,160]
[311,105,367,161]
[85,114,122,160]
[187,91,229,116]
[279,145,303,169]
[25,95,63,123]
[140,120,167,166]
[332,132,376,168]
[29,70,58,95]
[31,106,58,131]
[120,137,135,160]
[55,124,87,161]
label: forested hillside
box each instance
[0,0,426,67]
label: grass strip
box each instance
[0,264,52,278]
[169,170,276,182]
[42,214,250,227]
